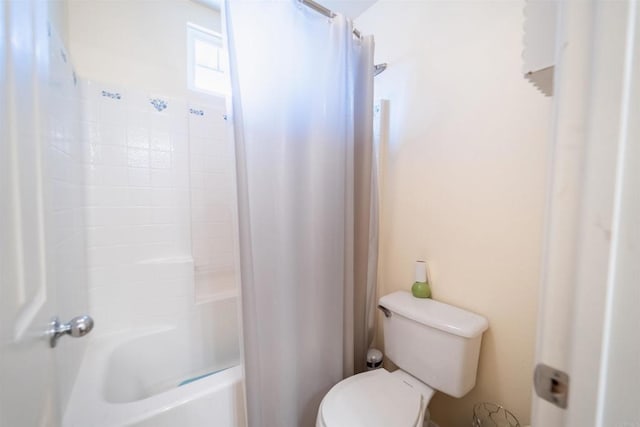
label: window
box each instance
[187,24,227,95]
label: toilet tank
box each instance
[378,291,489,398]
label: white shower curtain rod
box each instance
[299,0,388,75]
[299,0,362,38]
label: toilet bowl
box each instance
[317,291,489,427]
[317,368,434,427]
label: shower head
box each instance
[374,63,387,76]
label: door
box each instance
[532,0,640,425]
[0,1,89,426]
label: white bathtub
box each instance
[63,299,246,427]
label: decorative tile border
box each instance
[150,98,168,112]
[93,87,228,121]
[102,90,122,100]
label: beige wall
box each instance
[357,1,551,426]
[67,0,220,96]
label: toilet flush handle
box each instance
[378,305,392,318]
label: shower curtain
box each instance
[225,1,377,426]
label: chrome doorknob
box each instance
[48,315,94,348]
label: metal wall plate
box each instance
[534,363,569,409]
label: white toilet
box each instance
[317,290,489,427]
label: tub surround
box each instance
[80,80,237,335]
[62,3,244,425]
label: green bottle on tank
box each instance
[411,260,431,298]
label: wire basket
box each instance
[472,402,520,427]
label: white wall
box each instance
[357,2,551,426]
[67,0,221,97]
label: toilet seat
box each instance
[317,369,432,427]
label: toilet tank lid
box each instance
[379,291,489,338]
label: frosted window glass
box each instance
[188,25,226,94]
[195,38,220,71]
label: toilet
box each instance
[317,290,489,427]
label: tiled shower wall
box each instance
[80,81,237,334]
[46,24,89,414]
[189,102,238,300]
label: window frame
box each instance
[187,23,226,95]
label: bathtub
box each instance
[63,298,246,427]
